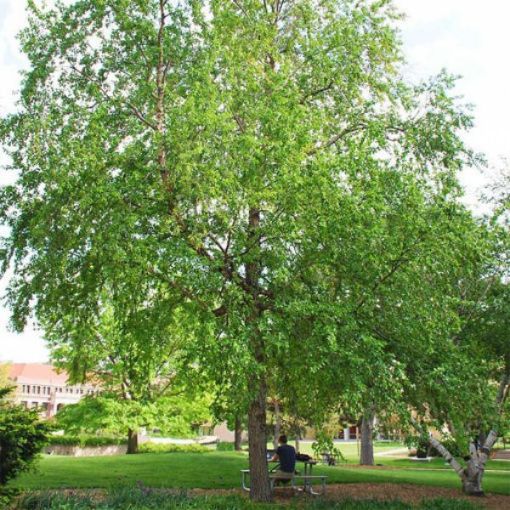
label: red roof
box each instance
[8,363,69,385]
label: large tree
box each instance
[0,0,480,500]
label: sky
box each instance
[1,0,510,363]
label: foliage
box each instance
[405,435,463,459]
[56,392,212,440]
[48,299,211,450]
[46,435,125,447]
[0,363,12,390]
[137,442,210,454]
[404,434,429,459]
[0,387,49,489]
[0,0,492,499]
[311,432,345,463]
[411,221,510,490]
[430,438,463,459]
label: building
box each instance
[8,363,96,418]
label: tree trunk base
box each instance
[462,480,485,497]
[464,490,485,497]
[127,429,139,455]
[247,379,271,502]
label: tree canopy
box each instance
[0,0,494,500]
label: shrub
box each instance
[0,387,49,504]
[405,434,431,458]
[216,441,235,451]
[46,435,125,447]
[311,432,345,463]
[138,442,210,454]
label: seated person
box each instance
[270,434,296,483]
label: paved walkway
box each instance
[376,447,409,457]
[493,450,510,460]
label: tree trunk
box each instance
[244,205,271,501]
[248,378,271,502]
[427,368,509,496]
[127,428,138,454]
[430,430,499,496]
[234,415,243,451]
[295,430,301,453]
[462,459,485,496]
[360,407,375,465]
[273,400,281,450]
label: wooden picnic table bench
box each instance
[240,469,327,495]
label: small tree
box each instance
[45,289,203,453]
[56,391,212,443]
[425,278,510,495]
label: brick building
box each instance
[8,363,96,418]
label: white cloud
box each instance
[0,0,48,362]
[0,0,28,116]
[395,0,510,209]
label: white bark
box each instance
[428,437,464,477]
[429,368,509,496]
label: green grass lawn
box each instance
[377,457,510,471]
[284,441,403,461]
[11,451,510,496]
[282,441,510,471]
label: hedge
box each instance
[46,435,125,447]
[138,443,210,454]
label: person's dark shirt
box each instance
[276,444,296,473]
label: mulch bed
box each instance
[317,484,509,509]
[194,484,510,509]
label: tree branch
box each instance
[300,81,334,104]
[307,124,366,155]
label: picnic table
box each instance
[241,455,327,495]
